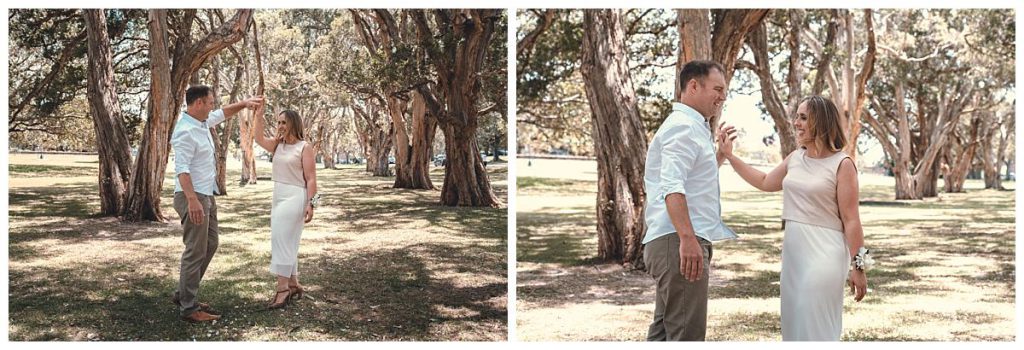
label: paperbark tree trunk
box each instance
[353,101,394,177]
[83,9,133,216]
[866,82,918,199]
[406,91,438,188]
[122,9,253,222]
[411,9,502,207]
[581,9,649,268]
[351,9,436,190]
[913,84,973,198]
[943,113,981,193]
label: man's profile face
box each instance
[197,93,216,115]
[690,68,727,119]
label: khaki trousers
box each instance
[173,192,219,317]
[644,234,713,341]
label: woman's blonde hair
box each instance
[800,95,846,152]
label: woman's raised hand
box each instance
[717,123,737,157]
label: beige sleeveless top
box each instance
[781,149,851,232]
[273,140,306,187]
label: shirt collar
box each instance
[181,111,208,127]
[672,102,710,127]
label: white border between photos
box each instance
[2,0,1024,349]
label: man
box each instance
[171,85,262,322]
[642,60,738,340]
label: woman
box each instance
[253,103,319,309]
[718,95,870,341]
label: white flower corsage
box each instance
[310,193,322,209]
[852,247,874,272]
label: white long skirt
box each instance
[781,220,850,341]
[270,182,306,277]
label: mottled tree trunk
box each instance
[83,9,133,216]
[210,51,240,196]
[785,10,805,116]
[387,95,413,185]
[865,83,918,199]
[367,125,393,177]
[943,113,981,193]
[239,110,258,184]
[405,91,437,188]
[438,123,496,206]
[123,9,252,222]
[984,111,1012,189]
[411,9,502,207]
[839,10,876,160]
[123,10,176,222]
[354,101,393,177]
[581,10,649,268]
[914,84,972,198]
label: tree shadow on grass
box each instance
[9,183,98,220]
[8,163,508,341]
[516,206,596,266]
[8,243,506,341]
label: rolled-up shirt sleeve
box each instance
[172,128,195,175]
[206,109,226,128]
[659,123,697,201]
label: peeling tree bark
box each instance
[411,9,502,207]
[581,9,649,268]
[83,9,133,216]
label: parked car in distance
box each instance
[434,154,446,166]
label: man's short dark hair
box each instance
[678,60,725,93]
[185,85,213,106]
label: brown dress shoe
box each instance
[171,293,220,315]
[181,310,221,323]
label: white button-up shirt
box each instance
[173,109,225,196]
[642,102,737,244]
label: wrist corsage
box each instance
[852,247,874,272]
[309,193,322,209]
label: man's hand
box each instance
[848,269,867,301]
[254,99,265,116]
[223,96,265,119]
[187,197,205,225]
[678,235,704,282]
[243,96,264,109]
[304,205,314,223]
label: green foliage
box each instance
[8,9,147,147]
[516,9,678,155]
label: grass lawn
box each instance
[516,163,1015,341]
[8,154,508,341]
